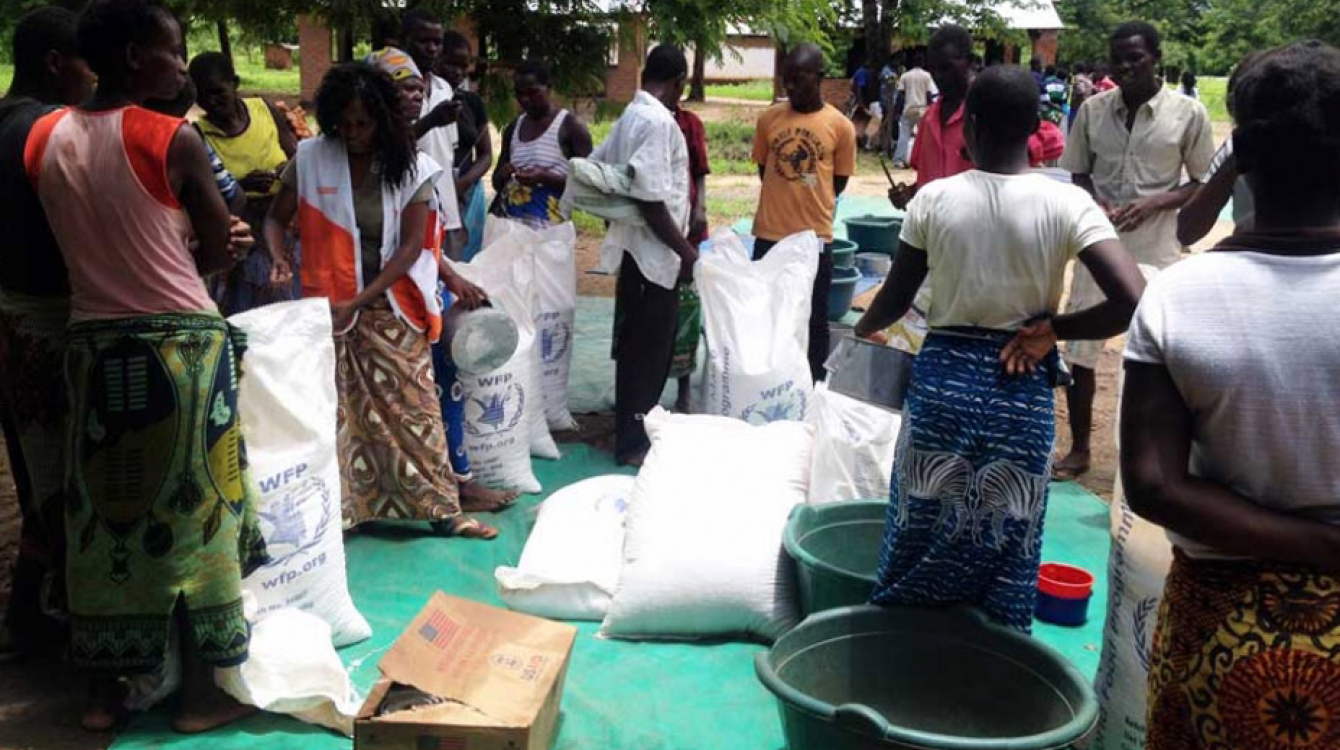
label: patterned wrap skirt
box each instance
[871,330,1055,632]
[64,313,269,673]
[0,292,70,593]
[335,298,461,527]
[1146,550,1340,750]
[668,281,702,380]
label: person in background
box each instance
[752,43,858,382]
[1177,53,1262,246]
[593,45,695,466]
[190,51,298,314]
[878,55,902,158]
[26,0,265,731]
[494,60,593,229]
[856,65,1143,632]
[0,5,96,662]
[437,30,492,261]
[849,63,874,149]
[892,52,935,168]
[668,100,710,412]
[366,47,521,515]
[1092,61,1118,92]
[1041,64,1069,126]
[1030,56,1046,90]
[400,8,463,249]
[144,78,245,214]
[1068,62,1094,129]
[1056,21,1214,481]
[265,62,497,540]
[889,26,975,209]
[1177,70,1198,100]
[1121,42,1340,750]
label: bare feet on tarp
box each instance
[1053,450,1091,481]
[432,516,500,540]
[80,678,125,732]
[171,686,257,734]
[459,480,520,513]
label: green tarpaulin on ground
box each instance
[110,295,1111,750]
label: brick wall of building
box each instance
[298,15,332,105]
[821,78,852,108]
[604,16,646,103]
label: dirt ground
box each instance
[0,101,1234,750]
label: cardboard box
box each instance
[355,592,578,750]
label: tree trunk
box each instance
[862,0,882,71]
[338,27,355,64]
[216,20,233,65]
[868,0,900,70]
[689,41,707,102]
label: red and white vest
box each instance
[295,137,443,341]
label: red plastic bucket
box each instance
[1036,563,1095,626]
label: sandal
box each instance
[433,516,499,540]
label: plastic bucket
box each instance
[825,336,915,412]
[1035,563,1095,627]
[829,267,862,322]
[828,239,860,269]
[783,502,887,616]
[855,252,892,278]
[442,306,519,376]
[756,605,1099,750]
[844,215,903,255]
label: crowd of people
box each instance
[2,1,1339,748]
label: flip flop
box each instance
[1052,462,1090,482]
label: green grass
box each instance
[590,117,758,176]
[704,80,774,102]
[0,63,12,94]
[1167,76,1227,123]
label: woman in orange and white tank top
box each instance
[24,0,264,733]
[264,62,498,541]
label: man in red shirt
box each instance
[669,105,710,411]
[889,25,975,208]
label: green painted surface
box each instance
[111,296,1110,750]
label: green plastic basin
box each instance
[756,606,1099,750]
[844,215,903,255]
[784,502,887,616]
[828,239,860,269]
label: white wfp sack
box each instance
[600,409,811,641]
[533,222,579,432]
[1085,294,1172,750]
[216,599,363,736]
[1085,485,1173,750]
[807,382,901,504]
[478,217,562,461]
[230,299,371,647]
[697,230,818,424]
[495,474,635,621]
[450,231,542,493]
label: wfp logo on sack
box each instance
[741,380,807,425]
[538,314,571,365]
[466,373,526,436]
[256,469,331,568]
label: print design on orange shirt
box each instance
[769,127,829,188]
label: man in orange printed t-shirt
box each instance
[751,43,857,381]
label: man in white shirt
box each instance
[1055,20,1214,480]
[593,45,697,466]
[402,8,463,240]
[893,54,937,167]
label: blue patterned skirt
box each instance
[871,330,1055,632]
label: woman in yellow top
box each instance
[190,51,298,315]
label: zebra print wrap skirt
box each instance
[871,329,1056,632]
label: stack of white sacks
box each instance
[496,229,904,640]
